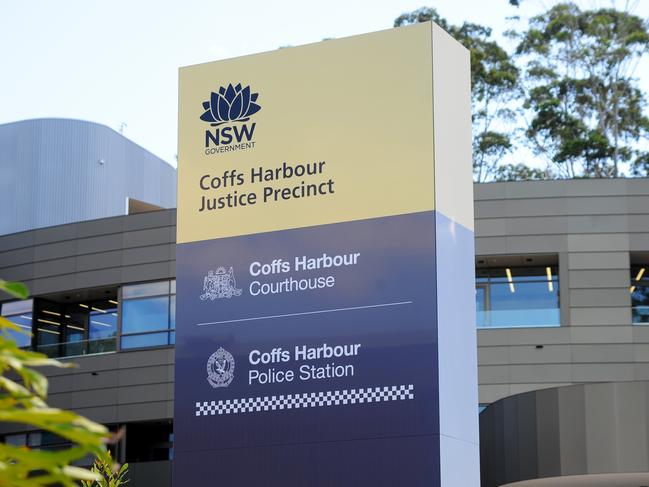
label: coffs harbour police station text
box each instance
[197,161,335,212]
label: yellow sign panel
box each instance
[177,23,435,244]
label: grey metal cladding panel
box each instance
[30,274,77,295]
[75,267,123,289]
[122,210,175,231]
[122,226,174,248]
[0,231,35,252]
[479,365,510,384]
[506,215,630,235]
[628,195,649,213]
[570,344,634,363]
[75,216,125,238]
[557,385,587,476]
[118,365,173,387]
[478,346,510,366]
[0,263,34,281]
[117,401,172,423]
[505,235,567,254]
[583,383,620,473]
[72,369,119,392]
[502,398,521,482]
[633,343,649,361]
[122,244,173,266]
[33,240,78,261]
[477,327,571,347]
[614,382,649,472]
[568,269,629,288]
[570,288,630,308]
[474,199,507,219]
[33,223,79,245]
[50,387,119,409]
[570,325,633,344]
[117,383,171,404]
[476,196,634,219]
[572,363,635,382]
[0,246,35,267]
[117,348,174,368]
[509,364,573,383]
[474,219,507,237]
[76,233,124,255]
[570,307,631,326]
[73,405,119,425]
[75,250,123,273]
[516,393,539,481]
[33,256,76,279]
[507,345,572,365]
[628,214,649,229]
[629,233,649,251]
[534,387,562,478]
[567,233,629,252]
[475,236,508,255]
[121,261,174,284]
[568,252,629,270]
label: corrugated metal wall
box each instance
[0,118,176,236]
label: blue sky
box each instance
[1,0,647,166]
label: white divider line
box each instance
[195,301,413,327]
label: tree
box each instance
[515,2,649,178]
[395,8,521,182]
[493,163,551,181]
[0,280,112,487]
[81,452,129,487]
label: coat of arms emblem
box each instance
[200,267,242,300]
[207,347,235,388]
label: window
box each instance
[476,260,560,328]
[34,296,118,358]
[631,266,649,324]
[121,281,175,349]
[1,300,33,349]
[125,421,173,462]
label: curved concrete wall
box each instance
[480,381,649,487]
[0,119,176,235]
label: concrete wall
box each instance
[0,118,177,236]
[475,179,649,404]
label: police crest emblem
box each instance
[207,347,235,388]
[200,267,242,300]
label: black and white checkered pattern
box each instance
[195,384,414,416]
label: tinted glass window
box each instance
[477,265,560,328]
[122,297,170,334]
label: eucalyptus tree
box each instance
[514,2,649,177]
[395,8,520,182]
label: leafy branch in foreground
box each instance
[81,452,129,487]
[0,280,112,487]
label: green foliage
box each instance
[0,280,29,300]
[0,285,112,486]
[493,163,551,181]
[394,8,522,182]
[81,452,129,487]
[514,2,649,177]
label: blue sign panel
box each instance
[174,212,443,484]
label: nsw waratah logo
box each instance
[202,83,260,154]
[200,83,261,126]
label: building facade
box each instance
[0,118,177,236]
[1,178,649,485]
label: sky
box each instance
[1,0,647,166]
